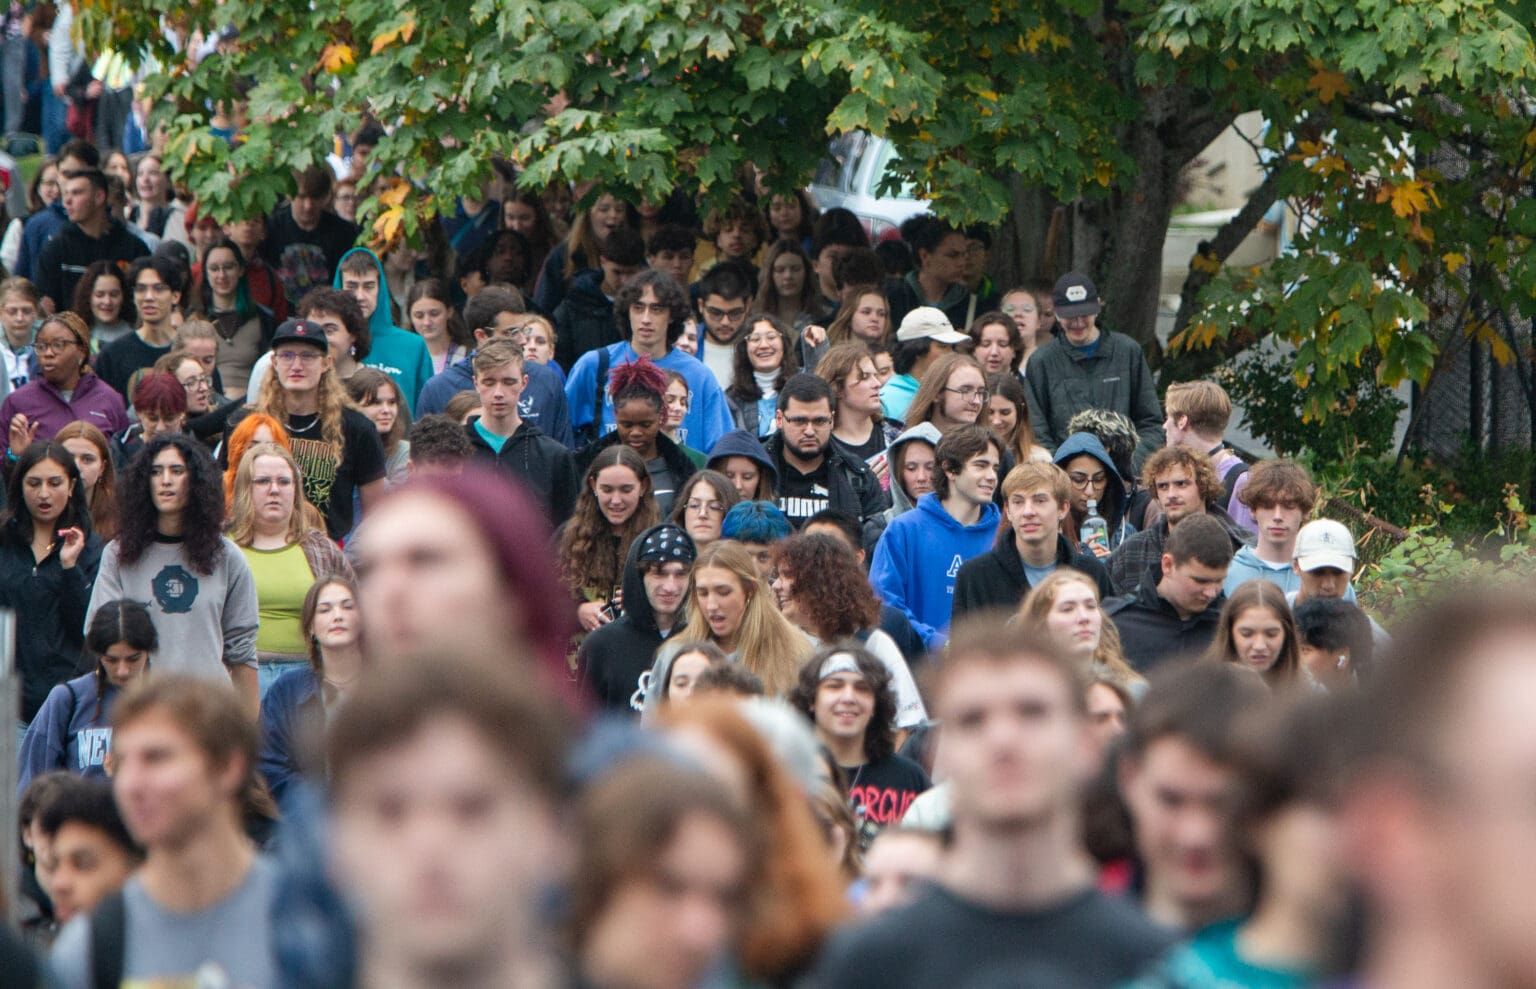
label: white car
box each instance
[807,132,929,242]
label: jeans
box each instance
[259,659,309,699]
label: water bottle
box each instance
[1080,499,1108,553]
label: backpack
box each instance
[574,346,611,448]
[89,890,127,989]
[1222,458,1250,509]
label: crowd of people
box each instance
[0,26,1529,989]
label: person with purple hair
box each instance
[350,464,579,706]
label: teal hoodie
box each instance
[334,247,433,412]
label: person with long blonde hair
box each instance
[231,319,386,539]
[1017,569,1143,692]
[227,441,351,696]
[221,412,292,511]
[679,540,810,695]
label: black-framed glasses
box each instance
[944,386,988,402]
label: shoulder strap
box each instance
[594,346,610,430]
[90,889,127,989]
[1222,459,1250,505]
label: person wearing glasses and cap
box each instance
[1023,271,1164,468]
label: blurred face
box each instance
[614,399,661,457]
[662,380,690,431]
[409,296,449,342]
[948,446,1000,507]
[1154,465,1204,524]
[593,464,645,527]
[814,244,850,295]
[181,337,217,377]
[716,456,761,501]
[309,581,361,650]
[813,672,874,750]
[700,294,749,345]
[768,194,802,236]
[105,153,132,185]
[840,357,882,417]
[589,195,625,238]
[63,176,105,224]
[745,321,784,372]
[133,268,179,325]
[872,351,894,386]
[362,385,400,436]
[1159,554,1227,618]
[112,709,237,849]
[22,456,73,526]
[923,233,968,285]
[598,256,642,295]
[667,650,714,702]
[964,237,989,284]
[149,447,189,516]
[848,293,888,343]
[342,268,381,320]
[860,832,942,917]
[204,246,242,301]
[1043,581,1102,660]
[1062,454,1108,515]
[35,322,86,385]
[771,252,806,300]
[973,322,1016,375]
[693,565,748,644]
[61,437,103,492]
[291,191,325,230]
[44,822,137,924]
[939,657,1092,830]
[1005,485,1064,553]
[332,182,359,221]
[223,217,264,252]
[135,156,167,202]
[474,360,526,424]
[503,199,538,236]
[937,365,986,426]
[680,485,727,545]
[333,718,563,975]
[1000,291,1040,348]
[1232,603,1287,674]
[355,492,512,662]
[174,358,212,414]
[776,397,833,462]
[1121,737,1239,923]
[522,321,554,365]
[273,340,330,392]
[627,287,670,352]
[1085,683,1127,751]
[249,454,296,528]
[1162,410,1191,448]
[90,275,125,325]
[675,319,698,356]
[643,562,690,622]
[649,248,694,288]
[986,395,1017,440]
[715,220,753,260]
[1060,312,1099,347]
[898,443,936,502]
[138,407,185,442]
[2,292,36,347]
[581,812,747,989]
[1295,565,1349,600]
[37,165,60,205]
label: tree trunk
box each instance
[991,175,1063,289]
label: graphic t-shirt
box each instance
[270,408,385,539]
[842,752,931,833]
[777,457,831,528]
[50,856,280,989]
[262,205,359,306]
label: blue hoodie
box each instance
[1052,432,1136,549]
[416,353,573,447]
[18,673,118,794]
[565,342,734,453]
[333,247,434,412]
[870,492,1001,649]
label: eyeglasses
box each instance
[944,386,988,402]
[33,339,77,354]
[178,375,212,389]
[134,283,172,296]
[273,350,325,365]
[1067,471,1108,488]
[703,304,747,324]
[685,499,726,517]
[783,415,833,430]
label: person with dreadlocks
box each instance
[575,355,697,516]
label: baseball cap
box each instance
[1053,272,1102,319]
[271,318,329,353]
[895,306,970,345]
[1294,519,1356,572]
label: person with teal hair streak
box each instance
[332,247,433,411]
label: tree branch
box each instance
[1169,161,1287,339]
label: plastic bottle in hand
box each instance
[1080,499,1109,554]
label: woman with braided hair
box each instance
[575,354,697,515]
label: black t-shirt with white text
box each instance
[777,456,831,529]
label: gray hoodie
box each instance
[882,422,944,523]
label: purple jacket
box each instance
[0,373,129,458]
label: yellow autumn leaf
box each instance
[372,206,404,247]
[371,17,417,55]
[1307,66,1349,104]
[1442,251,1467,274]
[1388,180,1431,218]
[319,43,354,74]
[377,180,411,208]
[1095,160,1114,187]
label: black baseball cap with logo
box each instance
[1053,272,1102,319]
[270,318,329,353]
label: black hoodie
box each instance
[1105,563,1224,674]
[553,269,620,370]
[577,523,689,714]
[465,417,580,526]
[952,531,1113,621]
[763,432,890,552]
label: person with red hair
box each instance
[114,371,187,463]
[575,354,697,516]
[221,413,292,511]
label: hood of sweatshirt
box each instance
[914,490,1001,533]
[705,429,779,491]
[334,246,398,339]
[885,421,943,517]
[618,523,695,636]
[1052,431,1129,532]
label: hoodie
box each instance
[416,352,572,447]
[465,417,580,526]
[577,524,691,715]
[952,531,1114,621]
[882,422,943,522]
[333,247,434,411]
[1105,565,1224,673]
[870,492,1002,649]
[0,520,103,721]
[880,373,921,424]
[18,673,119,794]
[705,429,779,494]
[566,341,734,453]
[885,271,994,335]
[552,269,619,371]
[34,217,149,312]
[1052,433,1135,549]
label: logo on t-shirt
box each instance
[152,564,200,614]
